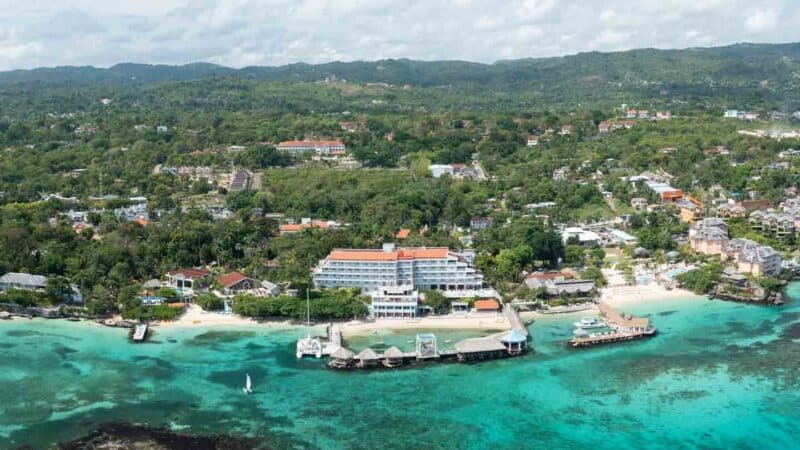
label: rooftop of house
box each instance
[217,271,251,288]
[0,272,47,286]
[167,268,211,279]
[473,299,500,310]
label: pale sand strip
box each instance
[599,283,703,307]
[154,304,296,329]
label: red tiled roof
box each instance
[395,228,411,239]
[328,247,450,261]
[474,299,500,310]
[217,271,250,288]
[168,268,211,279]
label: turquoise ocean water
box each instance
[1,286,799,449]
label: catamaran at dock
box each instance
[569,302,656,347]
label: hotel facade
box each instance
[312,245,491,317]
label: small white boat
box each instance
[242,374,252,394]
[573,318,605,329]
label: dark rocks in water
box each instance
[57,422,259,450]
[657,310,677,317]
[53,345,78,357]
[780,323,800,340]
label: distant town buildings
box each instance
[723,110,758,121]
[276,140,346,155]
[278,218,339,235]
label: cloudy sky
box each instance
[0,0,799,71]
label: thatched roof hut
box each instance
[328,347,355,369]
[382,346,405,367]
[356,348,379,367]
[331,347,354,360]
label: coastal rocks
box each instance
[58,422,258,450]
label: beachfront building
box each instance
[312,244,488,296]
[722,239,782,277]
[369,285,420,318]
[0,272,47,292]
[217,271,257,295]
[689,218,729,255]
[167,268,212,293]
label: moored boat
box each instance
[573,318,605,329]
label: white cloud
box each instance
[744,10,778,32]
[0,0,797,70]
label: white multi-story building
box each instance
[312,245,486,295]
[369,285,420,318]
[276,140,346,155]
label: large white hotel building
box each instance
[312,245,492,318]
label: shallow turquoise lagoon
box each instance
[1,288,799,449]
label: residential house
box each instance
[0,272,47,292]
[631,197,648,210]
[218,272,257,295]
[526,135,539,146]
[167,268,212,293]
[278,219,338,235]
[561,227,601,246]
[429,164,455,178]
[655,111,672,120]
[470,216,494,231]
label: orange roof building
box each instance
[473,299,500,311]
[395,228,411,240]
[313,246,486,294]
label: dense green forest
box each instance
[1,43,799,317]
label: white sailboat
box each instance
[296,290,322,358]
[242,373,252,394]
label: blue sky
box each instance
[0,0,798,70]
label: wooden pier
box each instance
[569,302,656,348]
[328,311,530,370]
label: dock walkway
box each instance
[132,323,148,342]
[503,304,528,337]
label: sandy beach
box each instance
[599,283,702,306]
[154,304,298,329]
[340,313,511,336]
